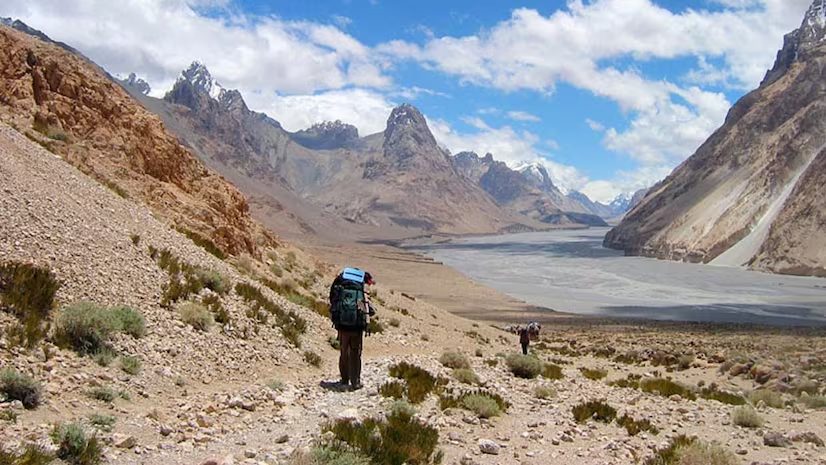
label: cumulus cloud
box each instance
[1,0,390,95]
[506,111,541,122]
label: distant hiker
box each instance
[518,321,541,355]
[329,267,376,391]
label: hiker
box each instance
[518,321,541,355]
[329,268,376,391]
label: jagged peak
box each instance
[123,73,151,96]
[178,61,224,99]
[386,103,426,130]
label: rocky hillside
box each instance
[604,0,826,277]
[0,25,274,257]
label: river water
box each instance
[411,228,826,327]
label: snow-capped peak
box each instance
[179,61,225,100]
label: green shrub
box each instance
[580,367,607,380]
[379,381,406,399]
[174,226,226,260]
[617,414,659,436]
[0,443,55,465]
[0,408,18,423]
[130,234,140,246]
[640,378,696,400]
[534,386,557,399]
[731,405,763,428]
[322,408,443,465]
[389,399,417,418]
[506,354,543,379]
[748,389,784,408]
[235,282,306,347]
[798,394,826,409]
[304,351,322,367]
[110,305,147,338]
[53,302,117,355]
[572,400,617,423]
[92,347,116,367]
[195,268,230,295]
[643,435,696,465]
[88,413,116,431]
[201,294,230,325]
[292,446,371,465]
[119,355,142,375]
[609,373,642,389]
[52,422,103,465]
[461,394,502,418]
[439,388,510,413]
[388,362,444,404]
[673,441,737,465]
[0,261,60,347]
[484,358,498,367]
[452,368,480,385]
[178,302,213,331]
[440,351,471,370]
[367,318,384,334]
[0,368,42,409]
[267,379,285,391]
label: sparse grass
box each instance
[289,446,371,465]
[609,373,641,389]
[304,351,322,367]
[388,317,401,327]
[672,440,738,465]
[677,354,695,370]
[452,368,480,385]
[617,414,659,436]
[388,362,444,404]
[640,378,696,400]
[798,394,826,409]
[505,354,543,379]
[178,302,214,331]
[119,355,142,375]
[0,261,60,348]
[321,406,443,465]
[731,405,763,428]
[201,293,230,325]
[52,422,103,465]
[266,379,285,391]
[130,234,141,246]
[0,408,18,423]
[572,400,617,423]
[270,264,283,277]
[793,379,820,396]
[580,367,608,380]
[231,254,257,277]
[642,435,696,465]
[92,347,116,367]
[174,226,226,260]
[0,442,55,465]
[460,394,502,418]
[195,268,230,295]
[542,363,564,380]
[89,386,117,403]
[534,386,557,399]
[0,368,42,409]
[484,358,498,367]
[439,388,509,415]
[235,282,306,347]
[379,380,406,399]
[699,387,746,405]
[440,351,471,370]
[88,413,116,431]
[748,389,784,408]
[389,399,417,418]
[368,318,384,334]
[110,305,147,338]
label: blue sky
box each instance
[0,0,812,202]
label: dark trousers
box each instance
[521,342,529,355]
[338,329,363,385]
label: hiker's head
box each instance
[364,272,374,286]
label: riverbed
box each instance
[411,228,826,327]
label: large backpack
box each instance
[330,268,367,329]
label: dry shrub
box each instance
[388,362,443,404]
[748,389,784,408]
[440,351,471,370]
[460,394,502,418]
[542,363,564,380]
[51,422,103,465]
[53,302,118,355]
[304,351,322,368]
[0,261,60,347]
[731,405,763,428]
[0,443,54,465]
[506,354,542,379]
[452,368,480,385]
[178,302,214,331]
[119,355,142,375]
[534,386,557,399]
[640,378,696,400]
[379,381,406,399]
[572,400,616,423]
[617,414,659,436]
[0,368,42,409]
[671,440,737,465]
[580,367,607,380]
[699,387,746,405]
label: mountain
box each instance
[0,24,274,257]
[604,0,826,277]
[292,120,359,150]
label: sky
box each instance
[0,0,813,203]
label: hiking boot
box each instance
[350,381,363,391]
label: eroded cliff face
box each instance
[603,0,826,276]
[0,26,275,256]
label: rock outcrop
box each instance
[0,25,275,257]
[291,120,359,150]
[604,0,826,276]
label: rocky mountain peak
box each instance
[762,0,826,87]
[165,61,250,114]
[384,104,436,148]
[292,120,359,150]
[515,162,558,194]
[179,61,221,98]
[123,72,151,95]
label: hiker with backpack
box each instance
[328,268,376,391]
[518,321,541,355]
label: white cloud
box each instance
[331,15,352,29]
[581,165,672,203]
[506,111,541,122]
[390,86,451,100]
[586,119,605,131]
[249,88,395,135]
[1,0,391,95]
